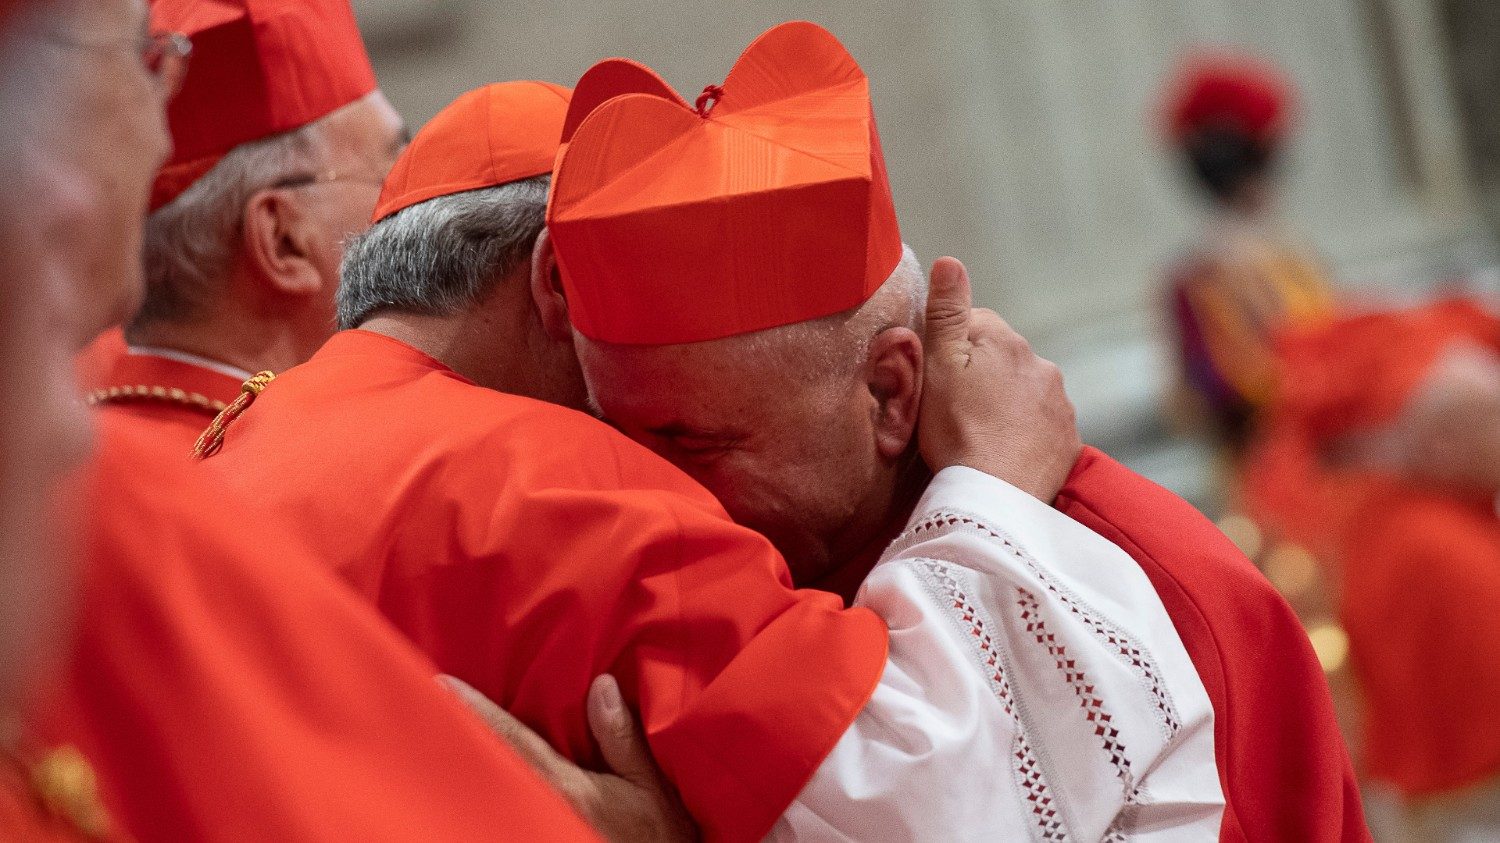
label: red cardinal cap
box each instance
[149,0,377,211]
[548,20,903,346]
[1164,51,1294,146]
[373,81,571,224]
[1275,298,1500,441]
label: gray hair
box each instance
[721,245,929,380]
[134,122,328,326]
[336,176,548,330]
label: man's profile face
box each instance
[577,336,880,583]
[294,90,407,307]
[42,0,170,345]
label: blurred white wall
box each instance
[354,0,1491,504]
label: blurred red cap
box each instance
[149,0,377,211]
[1164,51,1295,145]
[1274,298,1500,441]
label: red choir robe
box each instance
[196,329,888,841]
[1057,447,1368,842]
[30,414,601,841]
[1246,299,1500,800]
[1340,480,1500,797]
[72,328,126,390]
[76,332,243,455]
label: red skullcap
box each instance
[373,81,570,224]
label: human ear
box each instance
[866,326,923,460]
[529,228,572,341]
[241,189,324,298]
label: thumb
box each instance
[925,257,973,351]
[586,674,659,786]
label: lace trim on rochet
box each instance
[917,559,1069,841]
[889,509,1181,741]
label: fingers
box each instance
[587,675,659,787]
[925,257,973,351]
[437,675,572,783]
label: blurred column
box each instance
[1436,0,1500,245]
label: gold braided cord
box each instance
[191,370,276,460]
[86,384,229,416]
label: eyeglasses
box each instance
[143,33,193,94]
[46,31,193,95]
[272,169,389,192]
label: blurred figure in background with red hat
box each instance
[1245,299,1500,841]
[77,0,406,457]
[1161,51,1336,464]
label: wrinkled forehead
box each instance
[576,333,790,425]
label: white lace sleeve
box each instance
[768,466,1223,842]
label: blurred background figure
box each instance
[0,0,114,835]
[1245,300,1500,842]
[1159,52,1335,464]
[77,0,406,458]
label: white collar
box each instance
[126,345,256,382]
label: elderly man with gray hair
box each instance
[80,0,405,456]
[338,81,588,411]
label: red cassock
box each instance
[30,414,601,841]
[1244,299,1500,799]
[75,330,243,455]
[1338,481,1500,797]
[197,329,888,841]
[1057,447,1368,842]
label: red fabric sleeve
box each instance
[397,428,888,843]
[1055,447,1369,843]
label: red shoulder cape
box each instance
[1056,447,1368,842]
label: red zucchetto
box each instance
[1164,51,1295,146]
[373,81,571,224]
